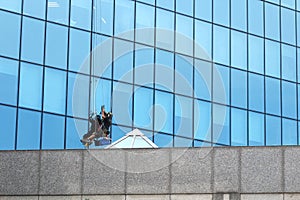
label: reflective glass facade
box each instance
[0,0,300,150]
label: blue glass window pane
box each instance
[115,0,134,40]
[23,0,46,19]
[135,46,154,86]
[47,0,69,25]
[42,114,65,149]
[174,137,192,147]
[266,115,281,145]
[297,13,300,46]
[231,0,246,31]
[195,20,212,60]
[93,0,113,35]
[70,0,92,30]
[45,22,68,69]
[265,40,280,78]
[298,49,300,83]
[265,3,280,41]
[176,0,193,16]
[176,14,193,56]
[231,108,247,146]
[136,3,154,45]
[213,0,229,26]
[21,17,45,64]
[213,64,229,105]
[113,39,133,83]
[248,35,264,74]
[249,73,264,112]
[281,8,296,45]
[134,87,153,130]
[154,91,173,134]
[231,69,247,108]
[231,30,247,70]
[282,81,297,119]
[248,0,263,36]
[0,11,21,58]
[66,117,86,149]
[67,73,89,119]
[194,59,211,101]
[194,100,211,142]
[175,54,193,97]
[0,105,16,150]
[154,133,173,147]
[17,109,41,150]
[44,68,66,114]
[195,0,212,21]
[282,44,296,82]
[157,0,174,11]
[156,9,174,50]
[95,78,111,114]
[213,104,229,145]
[155,49,174,92]
[283,118,297,145]
[249,111,264,146]
[69,28,90,74]
[92,34,112,79]
[111,125,131,143]
[213,25,229,65]
[266,77,281,115]
[0,58,18,105]
[298,0,300,10]
[19,63,43,110]
[138,0,154,5]
[282,0,295,9]
[175,95,192,138]
[299,85,300,119]
[0,0,21,13]
[112,82,133,126]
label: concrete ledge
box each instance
[2,146,300,196]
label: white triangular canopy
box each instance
[105,129,158,149]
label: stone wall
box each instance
[1,146,300,200]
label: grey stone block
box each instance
[171,194,212,200]
[241,148,282,193]
[230,193,241,200]
[39,151,82,195]
[126,195,169,200]
[213,148,239,193]
[284,194,300,200]
[0,151,39,195]
[212,194,223,200]
[171,148,213,193]
[126,149,170,194]
[241,194,283,200]
[39,196,81,200]
[81,195,125,200]
[0,197,38,200]
[284,147,300,192]
[82,149,126,194]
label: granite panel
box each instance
[82,149,126,194]
[241,148,282,193]
[39,151,82,195]
[126,149,170,194]
[0,151,39,195]
[213,148,239,193]
[170,148,213,193]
